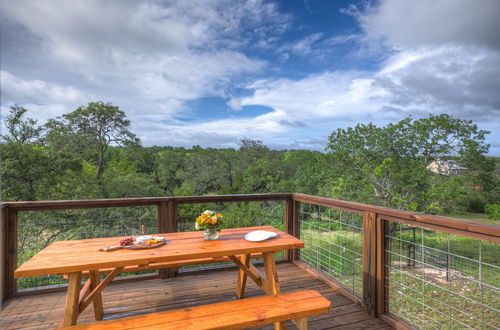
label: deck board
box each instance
[1,264,390,329]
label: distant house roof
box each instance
[427,159,467,175]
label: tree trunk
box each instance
[97,146,107,198]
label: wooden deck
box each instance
[1,264,390,329]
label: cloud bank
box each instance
[1,0,499,152]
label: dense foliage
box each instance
[1,103,498,216]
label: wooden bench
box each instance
[64,290,330,330]
[62,253,264,279]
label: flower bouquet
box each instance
[196,210,223,240]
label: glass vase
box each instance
[204,228,219,240]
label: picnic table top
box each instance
[15,226,303,278]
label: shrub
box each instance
[484,204,500,220]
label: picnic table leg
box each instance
[89,270,103,320]
[263,252,287,329]
[63,271,82,326]
[263,252,280,295]
[236,254,251,299]
[293,317,308,330]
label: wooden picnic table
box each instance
[15,226,304,326]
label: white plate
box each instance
[245,230,278,242]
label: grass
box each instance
[299,221,500,330]
[387,266,499,329]
[443,211,499,226]
[300,225,364,296]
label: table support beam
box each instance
[89,270,103,321]
[235,254,250,298]
[79,266,123,314]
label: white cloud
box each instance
[351,0,500,124]
[0,0,281,120]
[135,115,287,148]
[357,0,500,50]
[372,46,500,118]
[235,72,378,119]
[222,44,500,150]
[1,0,499,153]
[282,33,323,55]
[0,71,93,121]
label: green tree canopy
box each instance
[45,102,140,197]
[1,105,44,144]
[325,114,492,211]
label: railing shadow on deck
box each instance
[1,193,499,329]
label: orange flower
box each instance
[195,210,223,230]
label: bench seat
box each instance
[65,290,330,329]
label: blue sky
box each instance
[1,0,500,153]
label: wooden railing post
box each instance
[362,212,377,315]
[157,200,178,278]
[292,200,301,261]
[375,216,387,316]
[1,206,6,307]
[2,207,18,301]
[167,200,178,233]
[285,198,294,262]
[157,201,168,234]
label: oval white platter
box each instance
[245,230,278,242]
[124,240,166,249]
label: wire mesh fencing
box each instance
[17,206,157,292]
[385,222,500,329]
[298,203,364,297]
[176,200,286,272]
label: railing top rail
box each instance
[173,193,292,204]
[292,193,416,219]
[1,192,498,239]
[0,193,293,211]
[293,193,500,241]
[0,197,167,210]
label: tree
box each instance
[177,148,236,195]
[0,141,83,201]
[325,114,491,211]
[153,147,186,195]
[1,105,44,143]
[395,114,490,163]
[45,102,139,197]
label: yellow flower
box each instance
[195,210,223,230]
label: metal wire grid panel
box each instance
[385,222,500,329]
[17,206,157,292]
[176,200,286,271]
[298,203,364,297]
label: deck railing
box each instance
[1,193,499,329]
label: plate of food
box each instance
[100,236,166,251]
[125,237,166,249]
[244,230,278,242]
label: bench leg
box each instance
[236,254,250,298]
[89,270,103,321]
[63,271,82,326]
[293,317,308,330]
